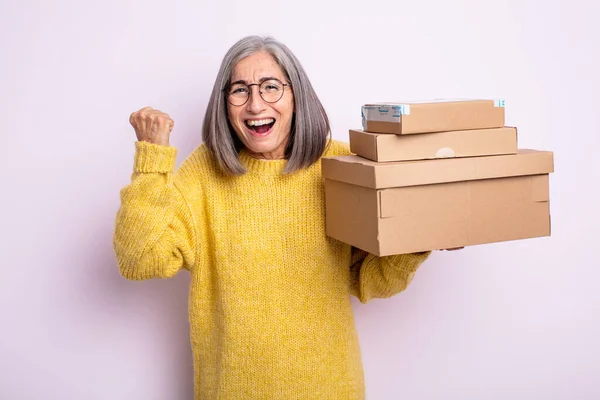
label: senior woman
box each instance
[113,35,431,399]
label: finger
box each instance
[148,112,170,125]
[141,110,167,134]
[148,111,171,127]
[155,115,168,133]
[130,112,145,135]
[145,110,167,125]
[135,106,154,124]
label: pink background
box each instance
[1,0,598,399]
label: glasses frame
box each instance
[224,78,291,107]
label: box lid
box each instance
[321,149,554,189]
[361,99,504,118]
[349,127,517,162]
[361,99,506,134]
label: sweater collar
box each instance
[238,149,289,176]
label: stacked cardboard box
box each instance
[322,99,554,256]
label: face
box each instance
[226,51,294,160]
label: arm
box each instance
[349,247,431,303]
[113,141,197,280]
[325,140,433,301]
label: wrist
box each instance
[133,141,177,173]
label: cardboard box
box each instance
[322,149,553,256]
[349,126,518,162]
[362,99,506,135]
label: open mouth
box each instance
[245,118,275,135]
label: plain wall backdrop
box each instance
[1,0,598,399]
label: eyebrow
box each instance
[229,76,281,85]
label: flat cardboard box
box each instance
[362,99,506,135]
[349,126,518,162]
[322,149,553,256]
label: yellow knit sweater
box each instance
[113,139,431,399]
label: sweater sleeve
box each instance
[349,247,431,303]
[112,141,197,280]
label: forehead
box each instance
[230,51,286,82]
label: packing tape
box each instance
[361,104,410,125]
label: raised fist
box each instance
[129,106,174,146]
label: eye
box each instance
[262,80,282,92]
[230,85,248,95]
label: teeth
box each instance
[247,118,274,127]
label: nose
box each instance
[246,85,267,114]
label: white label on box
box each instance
[494,99,506,107]
[362,105,410,125]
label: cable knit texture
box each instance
[113,139,431,399]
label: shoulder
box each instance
[322,139,352,158]
[175,143,219,185]
[188,142,212,161]
[179,143,215,170]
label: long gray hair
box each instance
[201,35,331,175]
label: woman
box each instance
[114,35,432,399]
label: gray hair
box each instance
[202,35,331,175]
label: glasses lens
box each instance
[228,84,249,105]
[260,79,284,103]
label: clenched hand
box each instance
[129,106,174,146]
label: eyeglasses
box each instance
[224,78,291,106]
